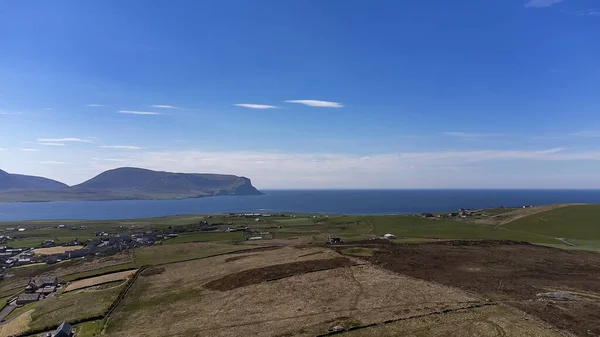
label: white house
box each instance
[383,233,397,239]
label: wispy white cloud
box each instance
[525,0,565,8]
[43,108,53,111]
[91,157,126,162]
[99,145,141,150]
[568,131,600,138]
[443,132,505,137]
[40,161,67,164]
[38,142,67,146]
[20,148,40,152]
[37,138,93,143]
[234,104,278,109]
[86,104,104,107]
[150,105,180,109]
[118,110,162,115]
[284,100,343,108]
[75,147,600,188]
[0,110,22,115]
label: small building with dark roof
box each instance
[16,293,40,305]
[53,321,73,337]
[27,276,58,292]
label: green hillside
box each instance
[502,204,600,241]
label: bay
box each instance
[1,189,600,221]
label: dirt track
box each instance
[340,240,600,337]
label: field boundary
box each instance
[61,263,138,282]
[315,302,498,336]
[145,244,284,267]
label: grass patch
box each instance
[339,247,375,257]
[503,205,600,240]
[28,285,123,331]
[321,215,561,244]
[5,301,38,320]
[61,262,137,282]
[74,320,103,337]
[162,232,243,245]
[133,242,257,266]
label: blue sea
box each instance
[1,189,600,221]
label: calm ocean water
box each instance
[1,189,600,221]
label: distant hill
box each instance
[72,167,261,195]
[0,169,68,191]
[0,167,262,202]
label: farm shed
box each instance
[53,321,73,337]
[16,293,40,305]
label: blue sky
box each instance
[1,0,600,188]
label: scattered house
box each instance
[26,276,58,293]
[58,224,66,228]
[448,212,459,217]
[248,236,263,240]
[383,234,397,240]
[327,235,342,244]
[18,228,26,232]
[421,213,434,218]
[53,321,73,337]
[5,228,15,231]
[16,293,41,305]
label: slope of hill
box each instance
[0,167,262,202]
[502,204,600,241]
[0,169,68,190]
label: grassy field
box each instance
[65,269,136,292]
[337,305,562,337]
[61,262,137,282]
[162,232,244,245]
[33,245,84,255]
[73,321,103,337]
[27,285,123,332]
[106,247,479,336]
[133,242,259,266]
[503,205,600,240]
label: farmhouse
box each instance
[16,293,40,305]
[26,276,58,293]
[384,233,397,239]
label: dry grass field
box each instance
[336,305,562,337]
[0,309,32,337]
[64,269,137,292]
[106,247,491,337]
[33,246,84,256]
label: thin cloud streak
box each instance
[37,138,93,143]
[38,142,67,146]
[86,104,104,107]
[569,131,600,138]
[40,161,67,164]
[525,0,565,8]
[99,145,141,150]
[150,105,180,109]
[118,110,162,115]
[20,148,39,152]
[443,132,504,137]
[234,104,278,109]
[284,100,343,108]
